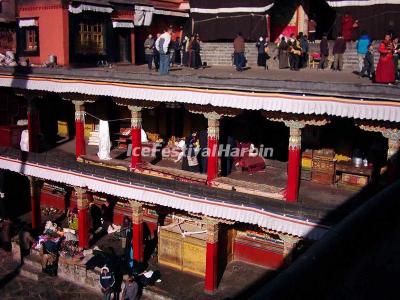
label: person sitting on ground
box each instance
[360,44,375,79]
[122,276,139,300]
[100,266,116,300]
[333,34,346,71]
[135,270,161,287]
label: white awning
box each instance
[18,19,38,28]
[1,75,399,123]
[68,4,113,14]
[326,0,400,7]
[134,6,154,26]
[154,9,189,18]
[112,20,134,29]
[0,156,329,240]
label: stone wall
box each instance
[199,41,380,71]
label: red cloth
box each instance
[342,15,354,41]
[376,41,395,84]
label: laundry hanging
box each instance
[97,120,112,161]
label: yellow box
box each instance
[57,121,69,138]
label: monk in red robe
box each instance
[341,14,354,42]
[376,34,395,84]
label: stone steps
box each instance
[200,41,381,69]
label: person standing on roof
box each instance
[155,26,173,75]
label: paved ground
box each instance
[0,250,101,300]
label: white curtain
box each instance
[97,120,111,160]
[20,130,29,152]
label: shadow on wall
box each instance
[236,151,400,300]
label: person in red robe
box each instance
[341,14,354,42]
[375,34,395,84]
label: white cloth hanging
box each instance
[97,120,112,160]
[20,130,29,152]
[141,128,148,143]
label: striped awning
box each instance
[0,156,329,240]
[326,0,400,7]
[0,75,399,123]
[112,20,134,28]
[189,0,275,14]
[18,19,38,28]
[68,4,113,14]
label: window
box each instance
[25,28,38,52]
[18,27,39,56]
[77,21,105,55]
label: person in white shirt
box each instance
[155,27,173,75]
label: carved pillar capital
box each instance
[205,218,219,244]
[130,200,143,224]
[128,106,142,129]
[72,101,85,122]
[358,124,400,160]
[204,112,221,139]
[285,122,305,150]
[75,187,89,210]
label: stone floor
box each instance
[0,250,100,300]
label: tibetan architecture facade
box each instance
[0,0,399,296]
[15,0,189,66]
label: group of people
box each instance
[276,32,310,71]
[144,28,203,75]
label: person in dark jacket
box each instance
[144,34,154,70]
[89,199,102,234]
[189,35,202,69]
[318,33,330,70]
[299,33,309,68]
[233,32,245,71]
[0,218,11,252]
[100,266,116,300]
[181,36,190,66]
[333,34,346,71]
[153,33,161,71]
[172,37,182,65]
[360,44,375,79]
[256,36,268,69]
[278,36,289,69]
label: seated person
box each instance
[134,270,161,287]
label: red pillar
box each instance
[74,101,86,158]
[205,220,219,293]
[29,177,41,230]
[76,187,90,249]
[27,100,40,152]
[206,113,221,183]
[129,106,142,169]
[131,201,143,262]
[286,125,303,202]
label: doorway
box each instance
[115,29,131,63]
